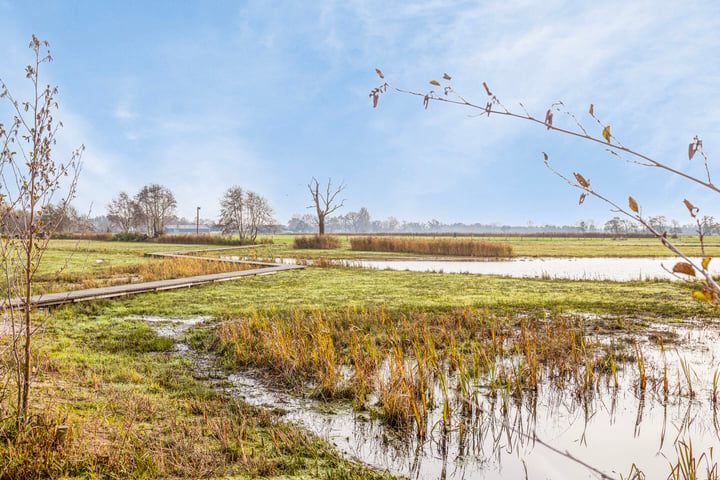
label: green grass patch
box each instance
[89,266,708,319]
[0,309,396,479]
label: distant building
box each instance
[165,224,211,234]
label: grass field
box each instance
[1,310,392,479]
[95,265,705,319]
[258,234,720,258]
[1,238,718,478]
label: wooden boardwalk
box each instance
[7,250,304,309]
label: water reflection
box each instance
[142,315,720,479]
[223,254,719,281]
[223,321,720,479]
[354,257,720,281]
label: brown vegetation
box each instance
[218,307,624,434]
[51,232,271,246]
[350,236,513,257]
[293,235,342,250]
[39,257,251,293]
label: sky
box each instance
[0,0,718,227]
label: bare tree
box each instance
[307,177,346,235]
[40,204,93,233]
[0,36,83,425]
[106,191,143,233]
[219,186,246,238]
[135,184,176,237]
[245,191,275,241]
[219,186,275,242]
[371,70,720,304]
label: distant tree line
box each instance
[286,209,705,236]
[36,186,712,238]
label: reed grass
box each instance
[350,236,513,257]
[37,256,251,293]
[293,235,342,249]
[669,440,718,480]
[156,233,269,246]
[218,307,627,435]
[678,353,695,398]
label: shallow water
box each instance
[224,254,715,281]
[142,315,720,479]
[353,256,719,281]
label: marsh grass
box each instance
[33,256,251,294]
[669,440,718,480]
[156,233,272,246]
[350,236,513,257]
[293,235,343,250]
[0,312,393,479]
[218,307,632,436]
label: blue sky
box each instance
[1,1,718,227]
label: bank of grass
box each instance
[156,233,271,246]
[350,236,513,257]
[30,236,720,284]
[96,265,707,320]
[250,234,720,260]
[0,311,395,479]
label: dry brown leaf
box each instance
[628,196,639,213]
[483,82,492,96]
[579,193,587,205]
[589,104,594,116]
[429,80,441,87]
[602,125,611,143]
[544,109,553,130]
[375,68,384,79]
[683,198,699,218]
[573,172,590,188]
[673,262,696,276]
[443,73,452,80]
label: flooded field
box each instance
[223,255,715,281]
[145,313,720,479]
[353,257,718,282]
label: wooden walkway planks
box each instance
[7,261,304,309]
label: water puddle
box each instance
[135,314,211,352]
[141,315,720,479]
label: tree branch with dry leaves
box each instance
[370,69,718,303]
